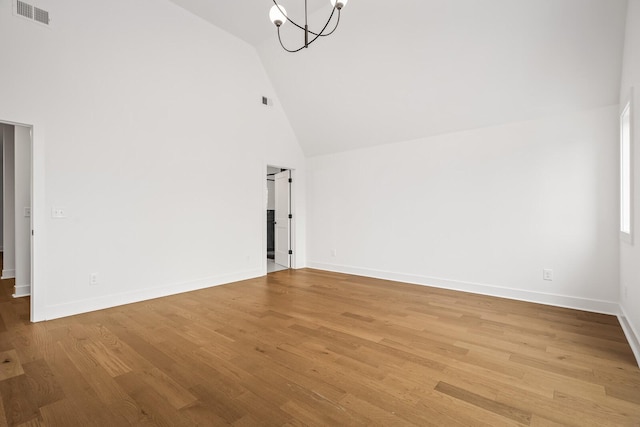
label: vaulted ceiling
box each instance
[170,0,629,156]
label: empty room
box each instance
[0,0,639,425]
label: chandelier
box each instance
[269,0,349,52]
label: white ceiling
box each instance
[170,0,629,156]
[168,0,330,46]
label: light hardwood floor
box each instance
[0,267,639,426]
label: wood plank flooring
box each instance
[0,268,639,426]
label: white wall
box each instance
[307,106,619,313]
[2,125,15,279]
[619,0,640,365]
[14,125,31,297]
[0,0,306,320]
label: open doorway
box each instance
[0,121,33,320]
[266,165,292,273]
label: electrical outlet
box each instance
[24,207,31,217]
[331,249,337,257]
[543,269,553,281]
[90,273,98,285]
[51,207,67,218]
[624,285,629,299]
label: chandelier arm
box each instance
[271,0,339,37]
[277,26,307,53]
[297,8,339,37]
[315,9,340,37]
[305,9,340,46]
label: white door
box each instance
[274,170,290,268]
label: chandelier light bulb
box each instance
[269,4,288,27]
[330,0,347,10]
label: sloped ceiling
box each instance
[170,0,629,156]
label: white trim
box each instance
[13,284,30,298]
[619,305,640,368]
[1,269,16,279]
[43,269,263,321]
[620,88,634,244]
[30,122,43,322]
[307,262,620,315]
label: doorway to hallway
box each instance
[266,165,292,273]
[0,120,34,320]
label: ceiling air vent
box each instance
[14,0,50,27]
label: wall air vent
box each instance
[34,7,49,25]
[16,0,33,19]
[14,0,50,27]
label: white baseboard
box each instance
[1,269,16,279]
[618,306,640,368]
[307,262,620,315]
[13,284,30,298]
[43,268,264,321]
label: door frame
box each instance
[0,118,39,322]
[264,164,296,273]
